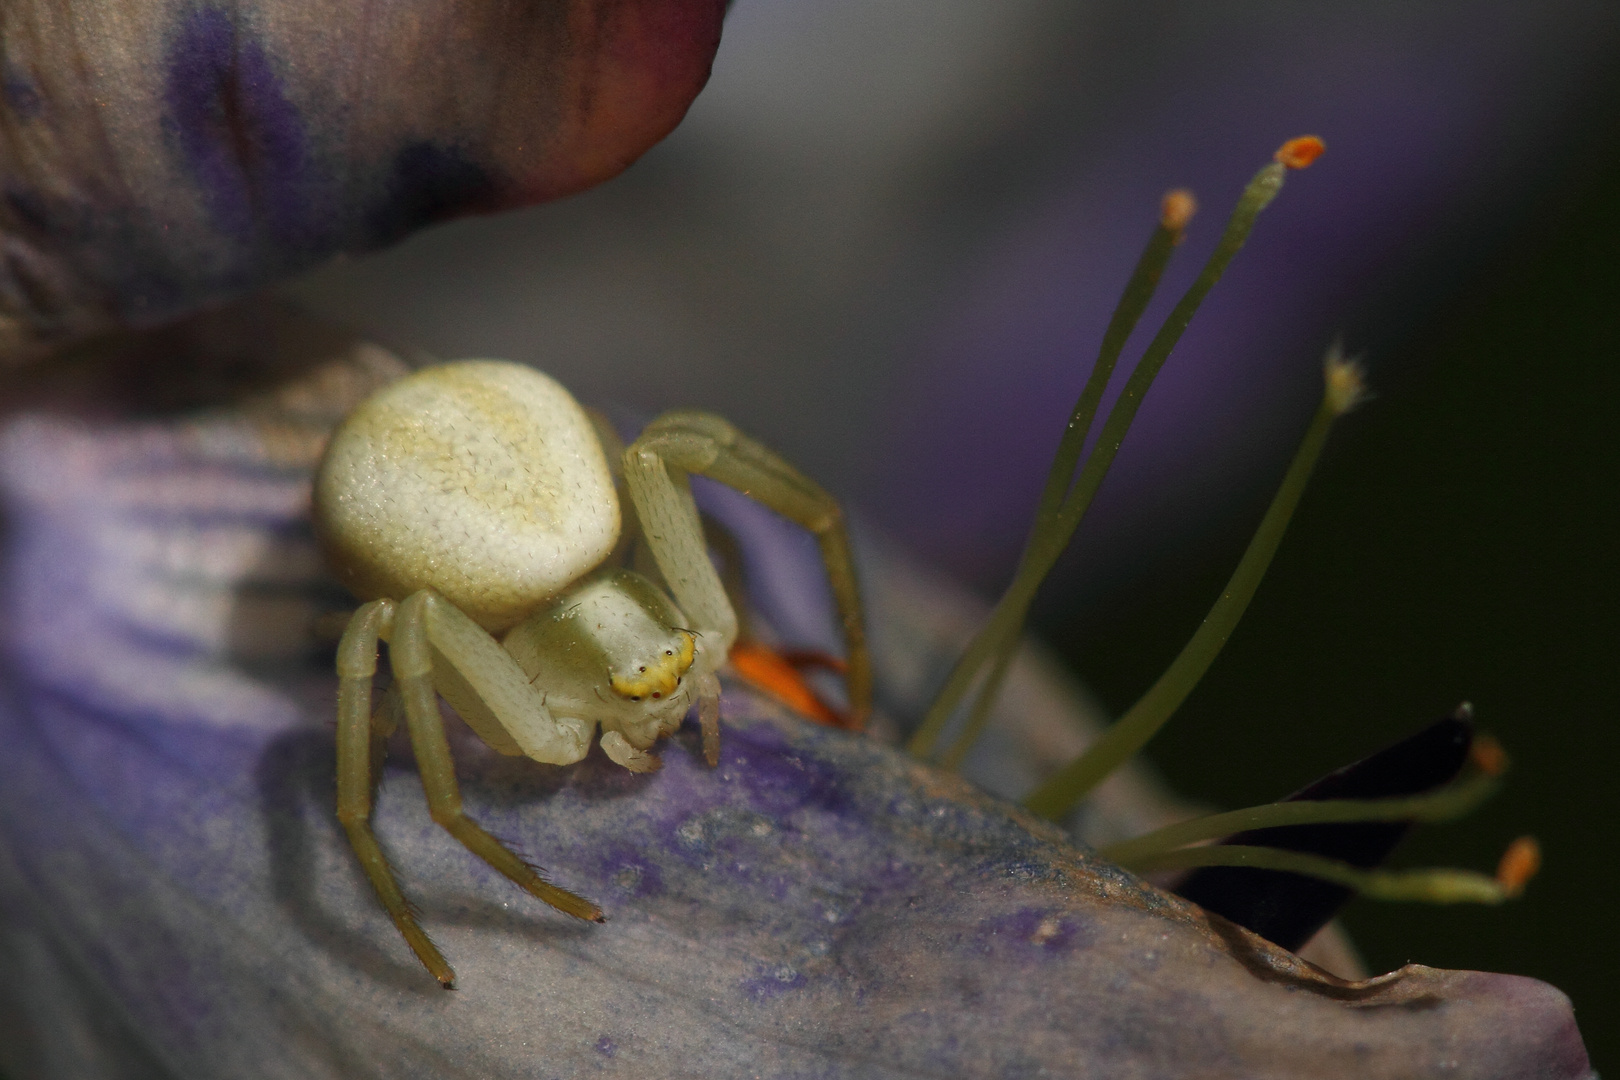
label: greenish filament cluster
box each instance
[1098,769,1499,867]
[907,139,1534,908]
[1020,359,1350,819]
[1124,846,1513,905]
[909,154,1293,768]
[1095,766,1526,906]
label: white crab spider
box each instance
[314,360,870,987]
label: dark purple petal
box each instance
[1175,714,1475,951]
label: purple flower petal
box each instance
[0,0,726,357]
[0,311,1592,1078]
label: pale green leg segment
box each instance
[392,592,606,940]
[622,436,736,646]
[335,598,458,988]
[418,592,593,764]
[697,672,722,766]
[625,413,872,729]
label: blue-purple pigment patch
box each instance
[163,7,329,251]
[598,846,666,899]
[979,906,1097,956]
[718,722,853,820]
[741,962,808,1001]
[3,68,42,120]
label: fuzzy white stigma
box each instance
[1323,343,1369,416]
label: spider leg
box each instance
[697,672,722,766]
[620,436,737,649]
[625,413,871,730]
[334,599,457,987]
[393,592,606,933]
[415,590,593,764]
[600,730,661,773]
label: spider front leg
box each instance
[392,592,605,942]
[337,592,604,988]
[335,598,456,987]
[623,412,872,736]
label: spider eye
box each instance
[651,692,662,699]
[638,665,646,673]
[665,649,673,656]
[630,695,641,702]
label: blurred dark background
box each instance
[1057,127,1620,1065]
[289,0,1620,1067]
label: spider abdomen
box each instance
[314,360,621,631]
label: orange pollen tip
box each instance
[1274,135,1326,170]
[1159,188,1197,233]
[1495,836,1541,898]
[728,641,845,728]
[1469,733,1510,777]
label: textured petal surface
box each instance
[0,312,1592,1079]
[0,0,725,357]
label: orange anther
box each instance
[1274,135,1326,170]
[1495,835,1541,898]
[1159,189,1197,234]
[729,641,847,728]
[1469,733,1510,777]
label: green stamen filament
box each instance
[1121,845,1513,905]
[1034,192,1197,536]
[1099,769,1499,868]
[935,203,1195,775]
[937,646,1016,771]
[912,158,1294,764]
[1023,348,1363,820]
[908,200,1189,761]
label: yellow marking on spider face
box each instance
[610,630,696,700]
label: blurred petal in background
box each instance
[0,0,726,355]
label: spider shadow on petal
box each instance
[254,720,605,994]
